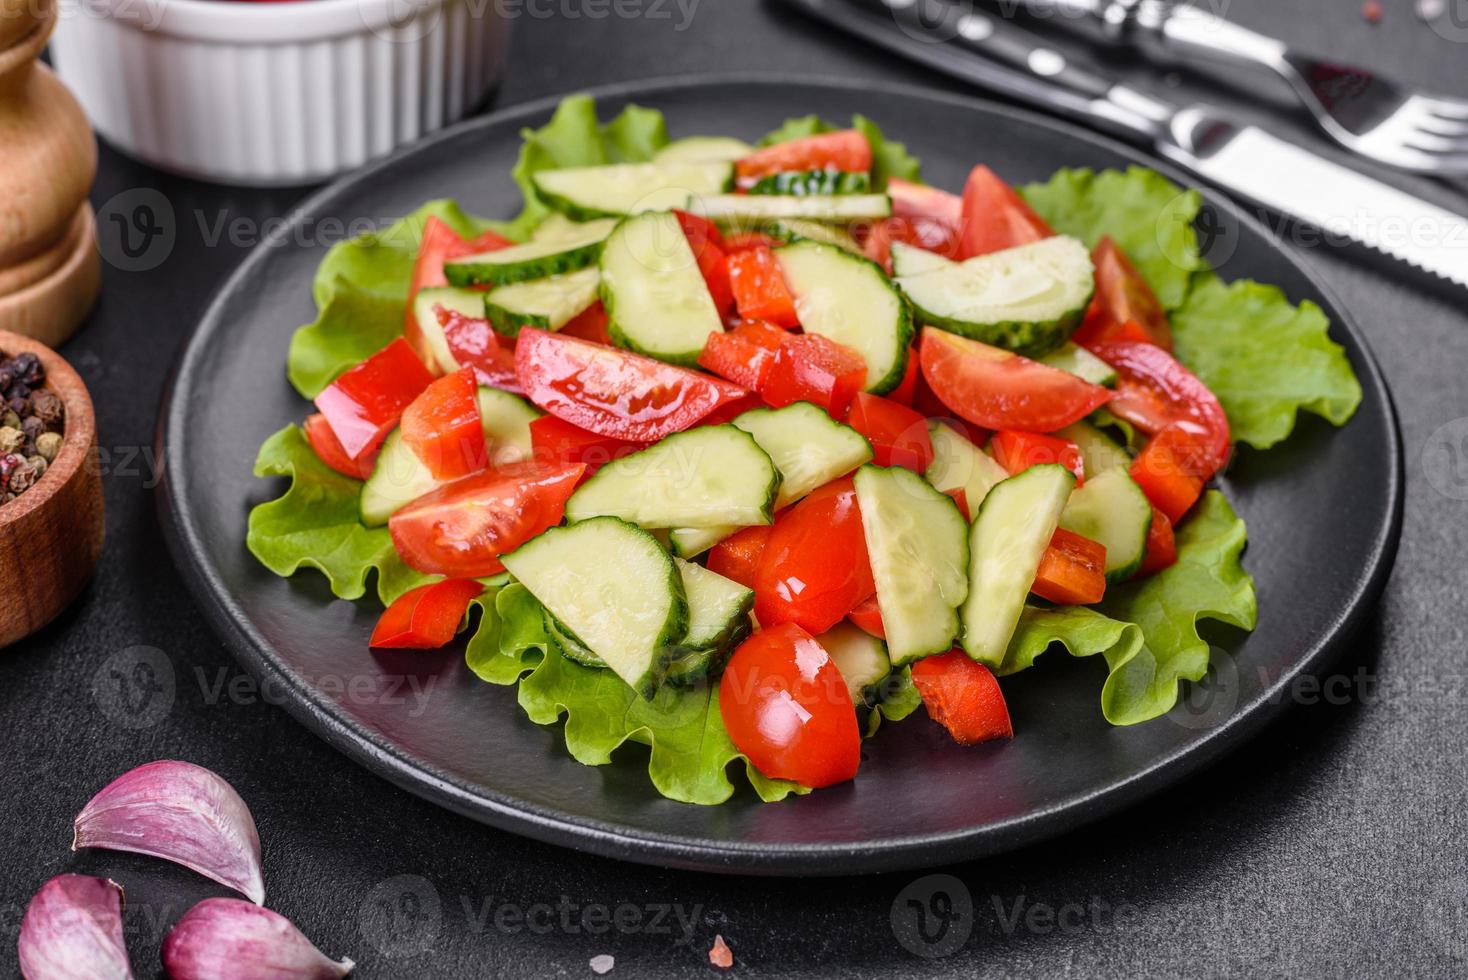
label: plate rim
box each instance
[156,71,1404,875]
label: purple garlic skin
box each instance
[162,898,354,980]
[73,761,265,905]
[18,874,133,980]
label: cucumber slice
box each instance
[854,465,970,666]
[530,213,606,244]
[1059,468,1153,581]
[663,558,755,687]
[748,170,872,196]
[445,218,615,287]
[483,267,601,337]
[924,421,1009,515]
[763,218,863,255]
[817,621,892,705]
[411,287,486,374]
[533,162,734,220]
[502,517,687,699]
[1040,342,1118,387]
[690,193,892,228]
[894,236,1095,357]
[888,242,953,278]
[960,464,1076,667]
[1057,421,1130,476]
[774,240,912,393]
[477,387,541,466]
[654,136,755,165]
[667,402,874,557]
[544,608,607,669]
[564,425,780,529]
[599,211,724,365]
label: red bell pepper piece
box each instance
[1031,527,1108,605]
[847,594,885,639]
[557,301,613,346]
[674,211,734,316]
[722,232,783,253]
[753,477,874,635]
[314,338,436,460]
[1130,423,1211,524]
[528,415,644,474]
[846,392,934,471]
[369,579,484,650]
[762,333,867,419]
[943,486,971,522]
[727,247,800,328]
[697,320,787,390]
[735,130,873,184]
[405,218,512,361]
[886,350,921,407]
[399,368,486,480]
[303,413,378,480]
[707,524,772,590]
[958,165,1054,259]
[911,650,1014,745]
[1138,505,1178,576]
[990,429,1085,485]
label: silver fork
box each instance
[1007,0,1468,175]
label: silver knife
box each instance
[777,0,1468,287]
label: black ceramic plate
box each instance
[159,75,1402,875]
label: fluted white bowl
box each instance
[51,0,508,185]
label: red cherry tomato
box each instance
[303,413,377,480]
[314,338,436,459]
[728,247,800,328]
[1130,424,1210,524]
[707,524,772,590]
[400,368,485,480]
[370,579,484,649]
[1088,340,1230,473]
[846,392,934,471]
[697,320,787,390]
[557,301,614,346]
[958,165,1053,259]
[528,415,644,474]
[1089,236,1171,349]
[1031,527,1107,605]
[989,429,1085,485]
[761,333,867,419]
[718,622,862,788]
[734,130,872,184]
[847,594,885,639]
[1138,505,1177,576]
[910,650,1013,745]
[514,328,749,442]
[753,477,874,635]
[919,330,1111,433]
[405,218,512,361]
[388,460,585,577]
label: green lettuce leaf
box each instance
[288,279,404,400]
[466,584,808,805]
[1172,277,1362,449]
[757,114,922,188]
[863,666,923,737]
[246,425,438,605]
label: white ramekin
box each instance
[50,0,508,186]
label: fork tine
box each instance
[1401,130,1468,157]
[1415,96,1468,121]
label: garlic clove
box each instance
[72,761,265,905]
[18,874,133,980]
[161,898,354,980]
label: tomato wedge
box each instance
[434,306,522,393]
[723,232,782,253]
[734,130,872,184]
[674,210,733,316]
[762,332,867,419]
[1138,505,1178,576]
[888,178,962,228]
[848,594,885,639]
[1031,527,1107,605]
[728,247,800,328]
[1088,340,1230,473]
[528,415,644,474]
[314,338,436,459]
[958,165,1053,259]
[990,429,1085,485]
[1130,423,1210,524]
[370,579,484,649]
[919,330,1111,433]
[303,413,377,480]
[400,368,486,480]
[515,328,749,442]
[718,622,861,788]
[698,320,787,390]
[707,524,772,590]
[388,460,585,577]
[1089,236,1171,349]
[887,351,921,407]
[943,486,971,522]
[910,650,1013,745]
[846,392,934,471]
[405,217,512,361]
[753,477,874,635]
[861,216,964,272]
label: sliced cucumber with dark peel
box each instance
[663,558,754,687]
[748,170,872,196]
[894,236,1095,357]
[545,608,607,669]
[818,621,892,705]
[1041,342,1118,387]
[774,240,912,394]
[1059,468,1152,582]
[501,517,687,699]
[1057,421,1131,476]
[924,421,1009,517]
[960,464,1076,668]
[412,286,487,374]
[445,218,615,287]
[888,241,952,278]
[653,136,754,165]
[533,162,734,220]
[565,425,780,529]
[854,465,970,666]
[483,267,600,336]
[762,218,863,254]
[690,193,892,229]
[476,387,541,467]
[599,211,724,365]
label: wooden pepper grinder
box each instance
[0,0,99,346]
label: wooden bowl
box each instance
[0,329,103,646]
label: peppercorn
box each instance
[27,390,63,429]
[7,382,29,402]
[26,455,46,479]
[0,427,20,455]
[6,457,37,494]
[6,396,24,417]
[10,352,41,387]
[35,431,62,462]
[0,411,17,429]
[0,453,19,494]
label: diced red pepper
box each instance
[1031,527,1107,605]
[728,247,800,328]
[958,165,1053,259]
[528,415,644,475]
[1130,423,1210,524]
[673,209,726,249]
[762,333,867,419]
[943,486,971,522]
[990,429,1085,485]
[314,338,436,460]
[886,349,921,407]
[405,218,512,361]
[847,594,885,639]
[910,650,1013,745]
[303,413,377,480]
[723,232,783,253]
[399,368,485,480]
[735,130,873,184]
[675,211,734,316]
[707,524,772,590]
[697,320,787,390]
[846,392,934,471]
[369,579,485,649]
[557,301,613,346]
[1138,505,1177,576]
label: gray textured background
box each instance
[5,0,1467,976]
